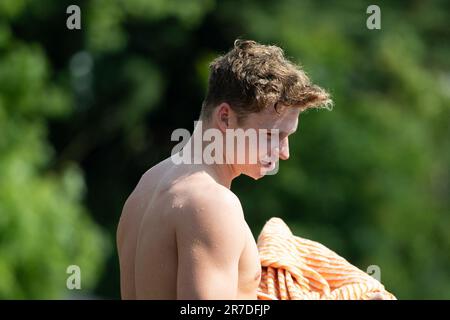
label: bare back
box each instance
[117,157,261,299]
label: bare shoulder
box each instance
[173,175,249,299]
[170,173,244,218]
[172,177,246,248]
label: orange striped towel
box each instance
[256,217,396,300]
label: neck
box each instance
[184,120,240,189]
[205,159,240,189]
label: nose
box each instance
[279,137,289,160]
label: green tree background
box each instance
[0,0,448,299]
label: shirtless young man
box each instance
[116,39,332,299]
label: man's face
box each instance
[231,105,300,179]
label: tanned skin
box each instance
[117,102,299,299]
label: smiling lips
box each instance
[260,146,280,169]
[260,160,272,166]
[260,159,276,170]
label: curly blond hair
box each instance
[200,39,333,124]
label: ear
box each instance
[214,103,234,132]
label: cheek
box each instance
[260,135,280,156]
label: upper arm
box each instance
[175,188,246,299]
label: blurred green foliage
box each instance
[0,1,109,298]
[0,0,449,299]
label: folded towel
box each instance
[256,217,396,300]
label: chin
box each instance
[243,165,267,180]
